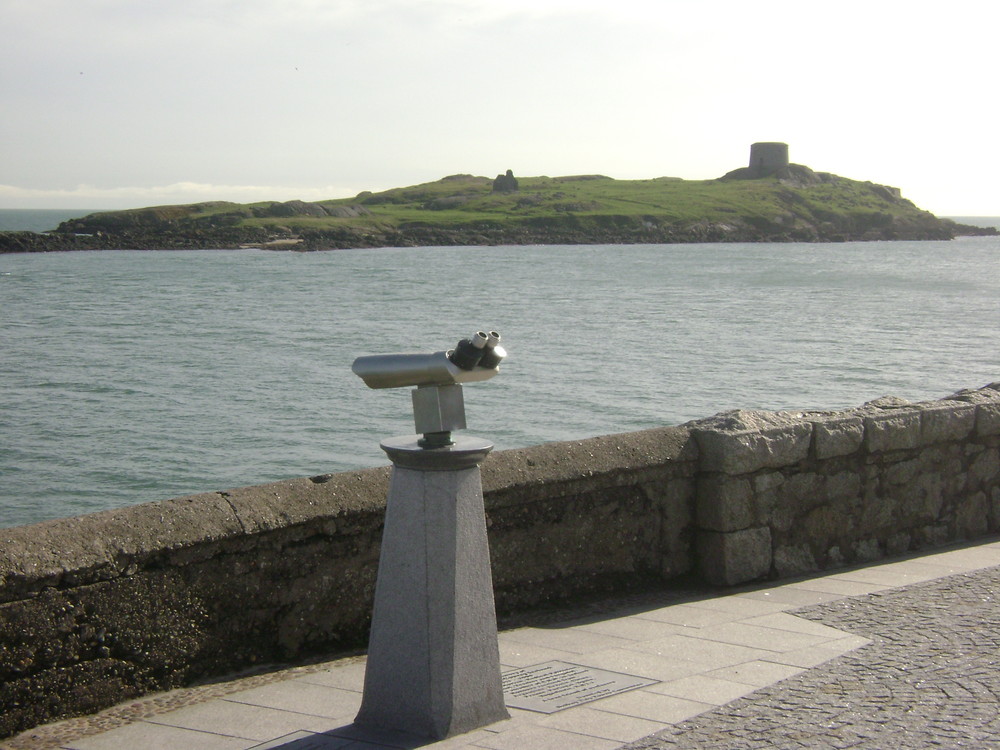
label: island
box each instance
[2,143,995,253]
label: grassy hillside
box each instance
[327,172,918,228]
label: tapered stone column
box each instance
[354,435,509,740]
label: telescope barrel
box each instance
[351,350,498,390]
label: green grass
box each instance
[311,172,920,229]
[67,170,933,235]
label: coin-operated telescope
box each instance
[351,331,511,739]
[352,331,506,449]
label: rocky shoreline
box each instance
[1,215,995,254]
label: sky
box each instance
[2,0,997,215]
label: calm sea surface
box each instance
[2,238,999,528]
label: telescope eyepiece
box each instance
[448,330,490,370]
[479,330,506,369]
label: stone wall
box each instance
[692,386,1000,585]
[1,384,998,737]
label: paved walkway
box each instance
[7,538,1000,750]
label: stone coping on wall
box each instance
[0,425,697,603]
[690,385,999,478]
[0,467,392,604]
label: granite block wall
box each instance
[692,385,1000,585]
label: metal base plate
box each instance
[380,434,493,471]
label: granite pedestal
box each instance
[354,435,509,740]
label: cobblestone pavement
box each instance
[623,565,1000,749]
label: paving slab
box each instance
[761,640,869,669]
[222,681,363,722]
[777,576,894,596]
[588,690,713,725]
[626,634,775,668]
[735,586,846,607]
[296,663,367,691]
[565,616,687,641]
[689,620,837,651]
[498,626,632,655]
[143,700,340,741]
[471,724,621,750]
[63,722,257,750]
[702,659,806,687]
[244,731,360,749]
[676,595,794,616]
[630,604,748,628]
[738,611,853,638]
[496,640,579,668]
[913,544,1000,569]
[643,675,755,706]
[535,707,664,743]
[830,560,965,587]
[567,648,710,682]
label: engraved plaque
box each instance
[502,660,658,713]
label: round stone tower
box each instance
[748,142,789,177]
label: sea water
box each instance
[2,238,999,528]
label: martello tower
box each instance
[748,142,789,177]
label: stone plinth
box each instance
[354,436,509,739]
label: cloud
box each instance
[0,182,362,210]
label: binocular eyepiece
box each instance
[447,331,505,371]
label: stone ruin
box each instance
[492,169,519,193]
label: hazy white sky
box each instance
[2,0,997,214]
